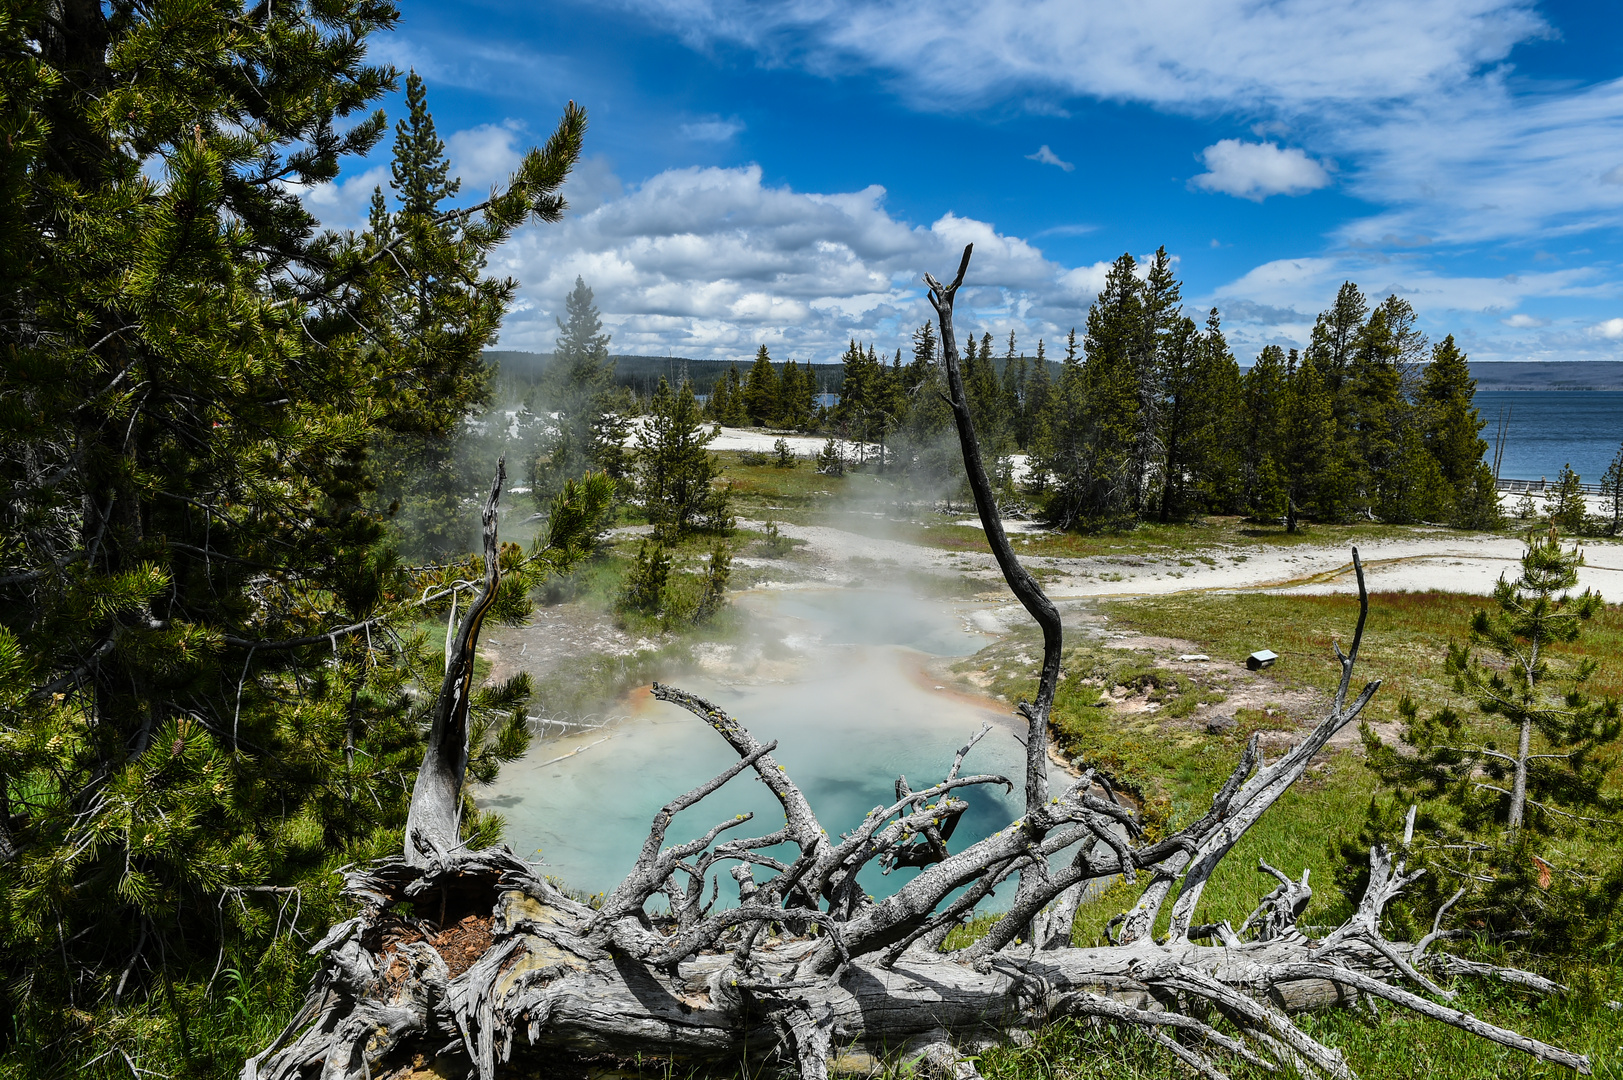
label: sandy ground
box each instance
[755,516,1623,602]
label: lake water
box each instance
[1478,390,1622,483]
[480,586,1059,907]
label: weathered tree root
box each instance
[244,247,1591,1080]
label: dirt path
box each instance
[905,527,1623,602]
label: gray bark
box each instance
[403,460,505,867]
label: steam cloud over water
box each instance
[481,585,1064,906]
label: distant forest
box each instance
[487,350,847,397]
[488,352,1623,397]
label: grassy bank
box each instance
[996,586,1623,1077]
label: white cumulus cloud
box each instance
[1593,318,1623,340]
[1502,313,1549,328]
[1190,140,1331,201]
[446,120,527,191]
[481,164,1110,360]
[1026,145,1075,171]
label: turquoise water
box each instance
[481,587,1057,906]
[1477,390,1622,482]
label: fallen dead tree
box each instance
[244,247,1591,1080]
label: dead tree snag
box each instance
[244,254,1590,1080]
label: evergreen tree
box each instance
[1420,335,1498,528]
[1298,283,1367,517]
[1345,296,1429,521]
[778,360,809,429]
[743,345,781,426]
[1001,333,1029,449]
[1601,442,1623,536]
[0,4,602,1059]
[873,349,908,469]
[1242,346,1290,519]
[1546,464,1587,533]
[1156,315,1202,521]
[1358,529,1619,946]
[905,321,937,394]
[1035,326,1099,526]
[705,368,735,423]
[836,340,888,459]
[1130,247,1181,514]
[721,365,748,426]
[1081,254,1147,518]
[532,276,618,505]
[963,333,1011,468]
[1305,281,1369,399]
[894,328,961,498]
[795,361,818,427]
[1279,355,1338,532]
[1024,339,1052,457]
[366,72,504,555]
[1185,309,1244,515]
[636,378,733,538]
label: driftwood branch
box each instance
[246,262,1592,1080]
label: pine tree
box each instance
[778,360,809,429]
[366,72,506,555]
[1600,442,1623,536]
[1279,356,1338,532]
[1242,346,1290,519]
[705,368,734,423]
[1419,335,1498,528]
[895,327,961,498]
[0,4,604,1058]
[1546,464,1587,533]
[1001,333,1029,449]
[1035,327,1098,526]
[743,345,781,426]
[1305,281,1369,399]
[1187,310,1244,514]
[1130,247,1181,514]
[1024,339,1052,457]
[1358,529,1619,946]
[721,365,748,426]
[905,321,937,394]
[873,349,908,469]
[532,276,618,505]
[836,340,887,458]
[1156,315,1202,521]
[636,378,733,539]
[1081,254,1146,519]
[1299,283,1367,519]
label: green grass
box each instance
[972,968,1623,1079]
[925,582,1623,1077]
[1103,589,1623,735]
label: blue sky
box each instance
[306,0,1623,365]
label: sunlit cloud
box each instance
[1190,140,1331,201]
